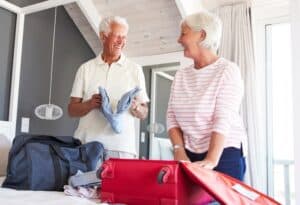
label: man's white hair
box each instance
[182,10,222,51]
[99,16,129,35]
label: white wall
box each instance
[291,0,300,203]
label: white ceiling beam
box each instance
[130,51,192,67]
[0,0,21,13]
[22,0,77,14]
[174,0,203,18]
[174,0,186,18]
[76,0,101,35]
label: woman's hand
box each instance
[173,148,190,162]
[193,157,218,169]
[168,128,190,161]
[194,131,225,169]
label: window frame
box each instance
[265,21,293,205]
[254,12,292,204]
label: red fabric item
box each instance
[99,159,281,205]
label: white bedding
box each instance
[0,177,106,205]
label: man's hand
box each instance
[68,94,101,117]
[88,94,102,110]
[130,98,148,119]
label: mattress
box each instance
[0,177,107,205]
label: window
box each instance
[266,23,295,205]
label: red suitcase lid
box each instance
[180,162,281,205]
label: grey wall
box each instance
[16,6,95,136]
[0,7,16,121]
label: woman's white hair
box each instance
[182,10,222,51]
[99,16,129,35]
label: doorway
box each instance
[139,62,179,159]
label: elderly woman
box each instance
[167,10,247,181]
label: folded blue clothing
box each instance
[68,170,100,188]
[99,86,141,133]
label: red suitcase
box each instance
[99,159,281,205]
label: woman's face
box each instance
[177,23,203,59]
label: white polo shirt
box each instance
[70,54,149,155]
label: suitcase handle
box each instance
[99,162,114,179]
[157,166,172,184]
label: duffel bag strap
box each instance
[49,145,64,190]
[80,146,87,162]
[51,144,87,163]
[50,144,88,181]
[50,144,69,162]
[11,135,81,156]
[49,144,85,190]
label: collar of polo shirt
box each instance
[97,53,126,67]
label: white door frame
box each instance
[0,1,23,141]
[149,66,178,159]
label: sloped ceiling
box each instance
[64,3,101,54]
[92,0,183,57]
[5,0,46,7]
[5,0,184,57]
[4,0,289,57]
[66,0,184,57]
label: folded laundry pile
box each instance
[64,170,101,201]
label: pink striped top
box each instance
[167,58,247,154]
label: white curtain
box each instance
[291,0,300,202]
[215,3,267,193]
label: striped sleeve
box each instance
[166,73,180,131]
[212,65,244,137]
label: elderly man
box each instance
[68,16,149,159]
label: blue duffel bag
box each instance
[2,134,105,191]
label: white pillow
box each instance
[0,135,11,176]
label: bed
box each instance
[0,175,106,205]
[0,176,105,205]
[0,134,109,205]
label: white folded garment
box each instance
[63,185,100,202]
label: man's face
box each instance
[101,23,128,57]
